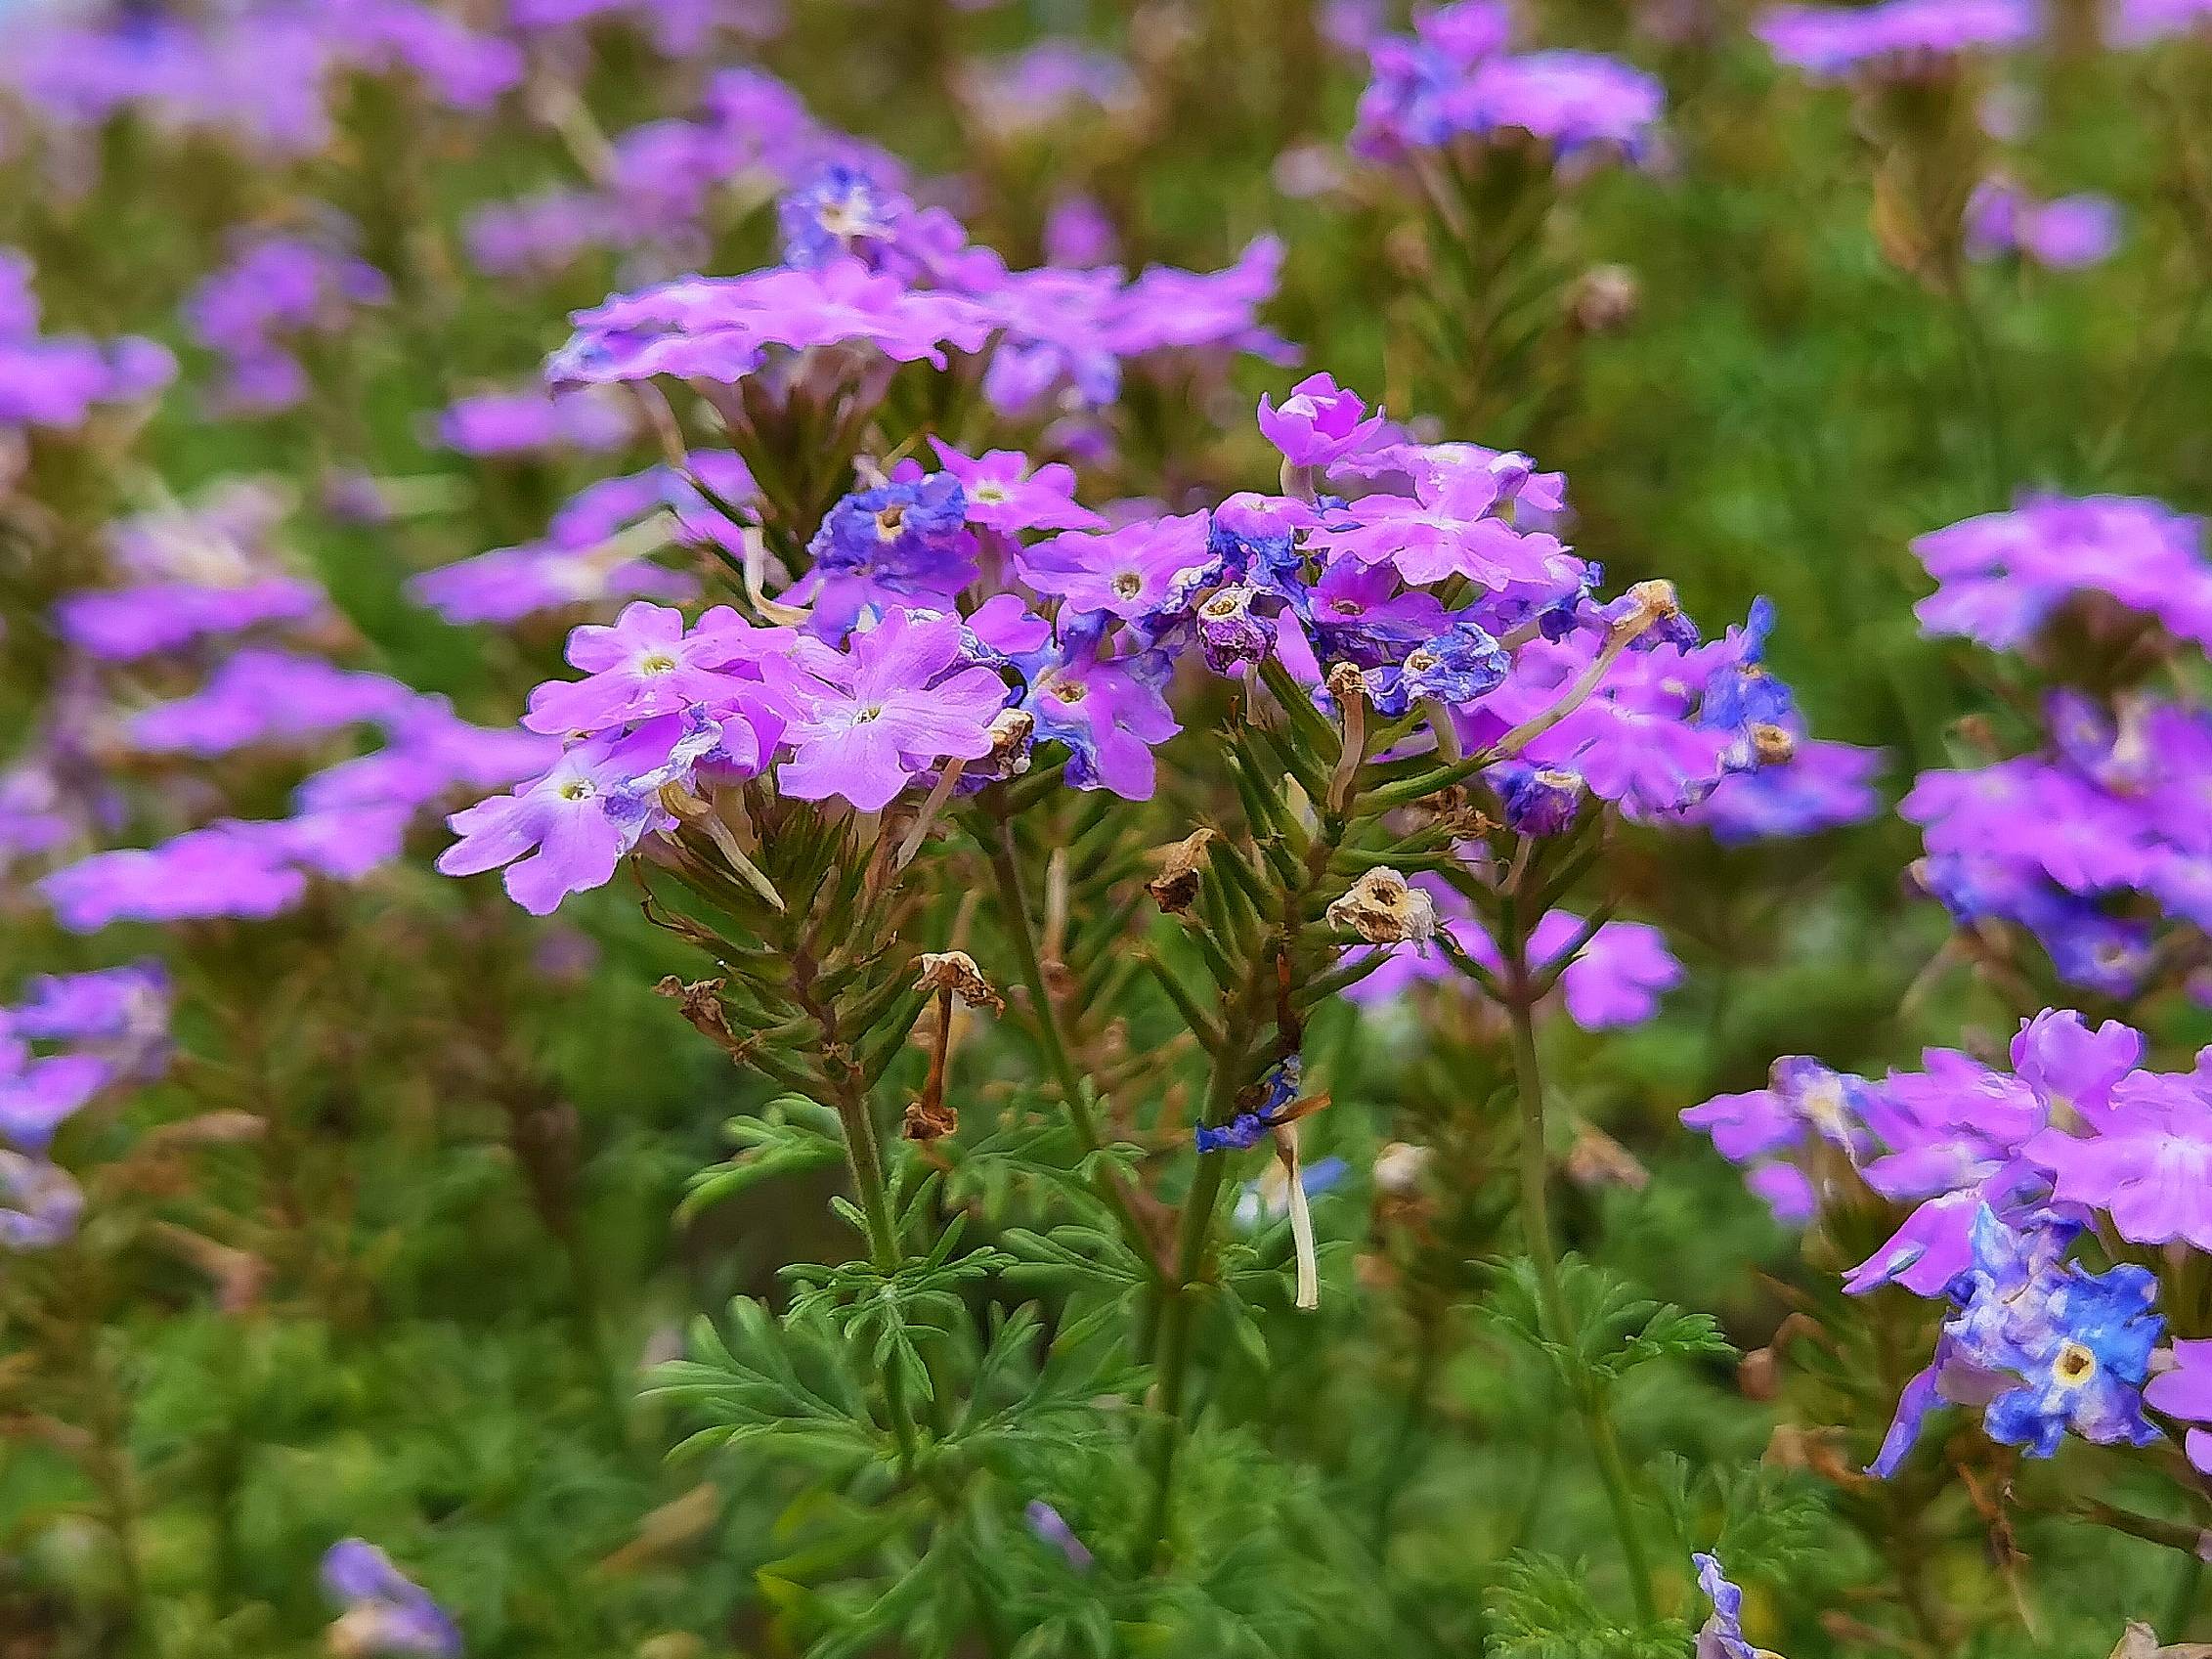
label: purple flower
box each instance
[297,699,560,817]
[1296,559,1450,666]
[931,442,1104,535]
[1352,37,1664,165]
[1693,1553,1773,1659]
[1920,486,2212,650]
[41,826,310,932]
[800,471,979,634]
[438,721,693,916]
[1307,470,1578,592]
[55,578,326,663]
[1019,645,1180,800]
[524,602,793,740]
[1257,372,1391,469]
[777,610,1011,812]
[777,164,915,271]
[1757,0,2039,80]
[1018,513,1218,623]
[122,649,416,758]
[9,962,170,1083]
[1350,900,1681,1029]
[1361,619,1510,715]
[0,1153,82,1250]
[183,228,391,415]
[1966,180,2123,270]
[1491,763,1586,837]
[2025,1070,2212,1250]
[547,260,995,388]
[1684,740,1883,844]
[0,1051,109,1150]
[2145,1338,2212,1474]
[436,388,633,458]
[321,1540,462,1658]
[1683,1056,1877,1225]
[1023,1501,1095,1571]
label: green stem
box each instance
[792,945,925,1471]
[981,808,1160,1285]
[1501,918,1658,1626]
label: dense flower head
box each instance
[439,370,1815,926]
[1913,494,2212,652]
[1757,0,2040,80]
[1904,694,2212,994]
[547,211,1290,417]
[1351,20,1665,167]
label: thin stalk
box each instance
[1501,912,1658,1626]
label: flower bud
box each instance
[1325,868,1437,943]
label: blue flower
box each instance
[777,164,909,270]
[1363,620,1508,716]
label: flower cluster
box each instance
[1906,494,2212,993]
[1966,179,2124,270]
[443,368,1814,915]
[1757,0,2039,81]
[28,487,552,931]
[1349,3,1665,165]
[1687,1006,2212,1475]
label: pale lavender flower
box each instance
[778,610,1011,812]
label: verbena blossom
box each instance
[121,649,418,758]
[1350,8,1664,168]
[1912,494,2212,652]
[445,375,1813,915]
[2110,0,2212,45]
[408,458,749,626]
[1870,1206,2161,1475]
[777,610,1011,811]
